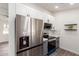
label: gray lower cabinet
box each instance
[56,37,59,48]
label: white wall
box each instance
[8,3,16,56]
[54,9,79,55]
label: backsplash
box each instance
[44,29,60,37]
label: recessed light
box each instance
[70,3,75,5]
[55,6,59,9]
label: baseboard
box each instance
[0,41,8,44]
[60,47,79,55]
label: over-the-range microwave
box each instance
[44,23,52,29]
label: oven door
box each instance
[48,40,56,49]
[48,40,56,55]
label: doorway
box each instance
[0,3,9,56]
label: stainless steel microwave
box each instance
[44,23,52,29]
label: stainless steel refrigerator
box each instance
[15,14,44,56]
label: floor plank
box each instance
[0,42,8,56]
[50,48,79,56]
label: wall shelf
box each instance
[64,24,77,31]
[64,24,77,26]
[64,29,77,31]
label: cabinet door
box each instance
[56,37,59,48]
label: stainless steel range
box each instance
[15,14,44,56]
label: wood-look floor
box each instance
[0,42,8,56]
[0,42,79,56]
[50,48,79,56]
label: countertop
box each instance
[43,35,59,42]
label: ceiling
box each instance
[31,3,79,13]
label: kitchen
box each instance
[0,3,79,56]
[14,3,79,56]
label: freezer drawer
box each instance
[17,44,43,56]
[17,51,28,56]
[31,45,43,56]
[17,50,31,56]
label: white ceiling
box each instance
[31,3,79,13]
